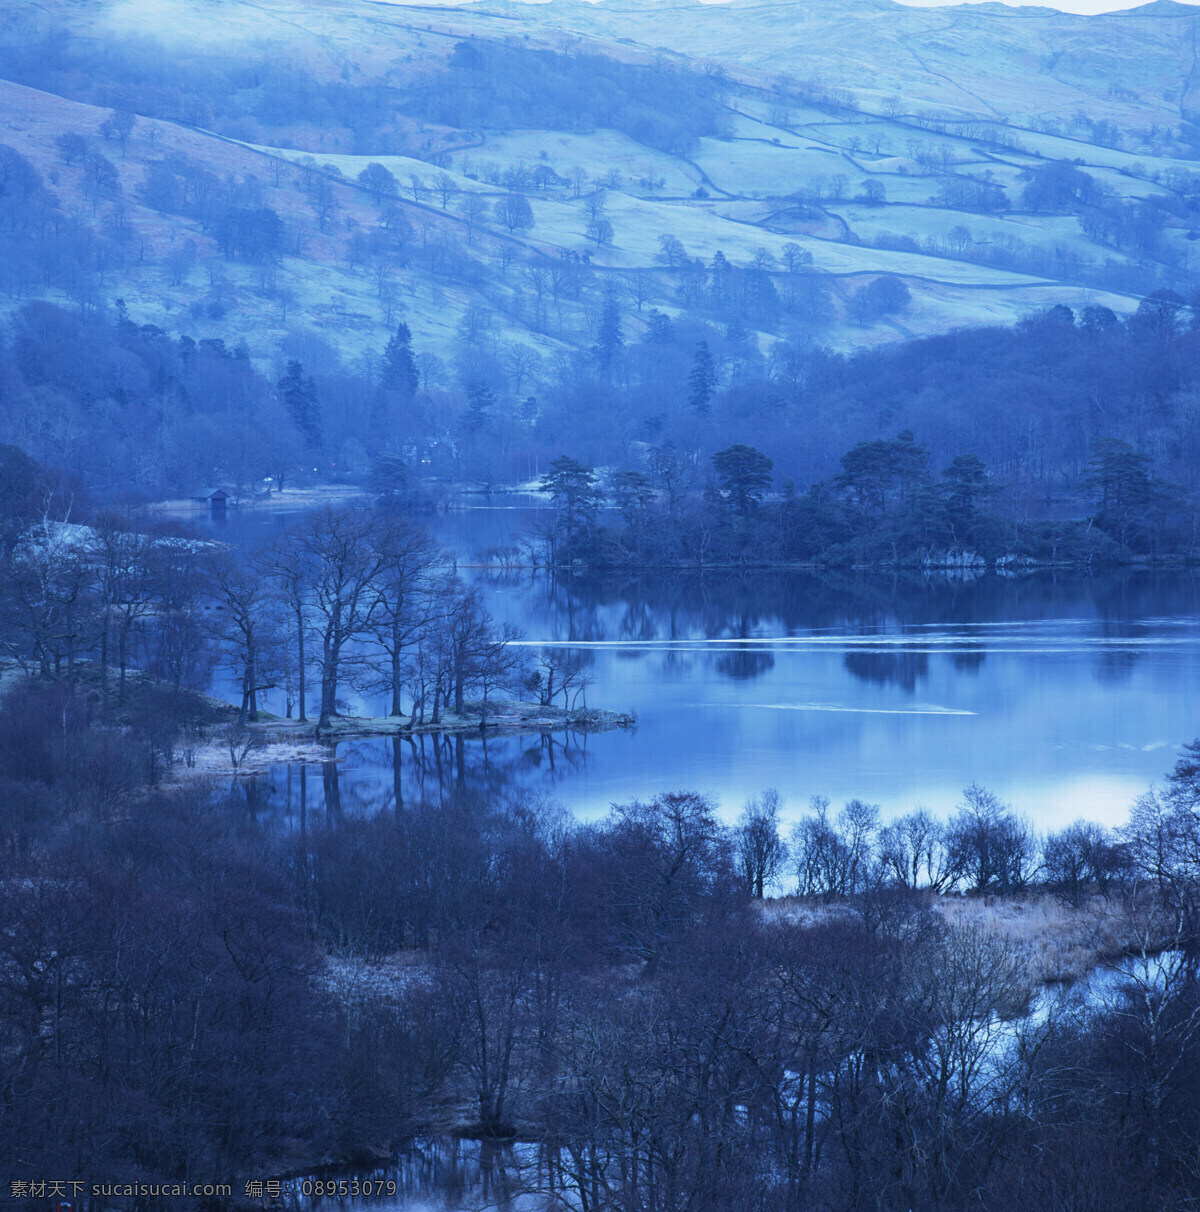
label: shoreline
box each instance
[179,700,636,778]
[312,700,636,740]
[143,484,370,515]
[512,554,1200,573]
[257,884,1162,1191]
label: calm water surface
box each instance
[200,499,1200,831]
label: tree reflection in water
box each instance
[842,649,930,693]
[950,646,987,673]
[715,648,775,680]
[218,565,1199,830]
[237,728,593,826]
[510,565,1200,650]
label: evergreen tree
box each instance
[592,289,624,382]
[464,380,496,432]
[381,322,419,400]
[709,249,731,310]
[724,317,750,344]
[1081,438,1155,547]
[941,454,993,534]
[712,444,772,513]
[367,453,409,498]
[687,340,716,413]
[277,360,322,450]
[540,455,603,556]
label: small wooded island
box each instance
[313,700,636,739]
[197,702,636,777]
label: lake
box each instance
[198,498,1200,832]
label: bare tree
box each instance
[442,585,507,716]
[878,808,957,891]
[223,721,263,771]
[791,796,878,898]
[307,173,339,232]
[946,783,1035,892]
[291,508,388,729]
[522,262,551,329]
[736,789,787,897]
[364,517,441,718]
[879,923,1028,1203]
[209,552,277,725]
[434,173,460,209]
[92,512,159,708]
[603,791,732,968]
[457,303,493,348]
[501,343,542,395]
[525,648,592,710]
[434,935,535,1137]
[647,442,700,516]
[98,108,136,157]
[461,192,488,243]
[781,242,813,274]
[628,273,655,313]
[256,529,313,722]
[473,621,525,725]
[357,162,398,205]
[493,194,534,235]
[582,190,608,222]
[0,516,93,680]
[585,217,614,247]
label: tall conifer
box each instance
[381,322,419,400]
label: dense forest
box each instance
[2,291,1198,564]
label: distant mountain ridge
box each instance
[477,0,1199,124]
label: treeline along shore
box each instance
[3,294,1200,577]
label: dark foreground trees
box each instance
[0,753,375,1183]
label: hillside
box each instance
[519,0,1200,129]
[1,0,1198,386]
